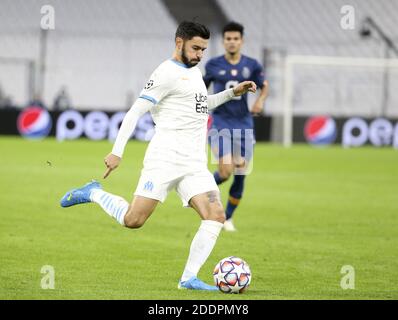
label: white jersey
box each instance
[139,59,209,168]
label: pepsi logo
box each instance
[304,116,337,145]
[17,106,52,139]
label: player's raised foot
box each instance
[60,180,102,208]
[178,277,218,291]
[223,219,237,232]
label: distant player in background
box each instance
[204,22,269,232]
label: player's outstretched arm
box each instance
[207,81,257,110]
[103,98,153,179]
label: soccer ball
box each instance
[213,256,251,293]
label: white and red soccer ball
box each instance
[213,256,251,294]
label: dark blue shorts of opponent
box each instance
[207,126,255,161]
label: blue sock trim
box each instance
[226,201,238,220]
[226,175,246,219]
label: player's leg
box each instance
[60,180,159,228]
[60,181,129,225]
[179,192,225,291]
[90,189,158,228]
[214,154,234,184]
[224,158,247,231]
[123,196,159,228]
[176,172,225,290]
[224,129,254,231]
[211,130,234,185]
[189,190,225,222]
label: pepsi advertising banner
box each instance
[297,115,398,148]
[0,107,155,142]
[0,107,272,142]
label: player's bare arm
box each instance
[251,80,269,114]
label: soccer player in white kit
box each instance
[60,21,257,291]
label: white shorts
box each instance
[134,163,219,207]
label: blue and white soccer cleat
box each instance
[60,180,102,208]
[178,277,218,291]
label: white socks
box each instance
[180,220,223,282]
[90,189,129,226]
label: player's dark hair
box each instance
[223,21,244,36]
[175,21,210,40]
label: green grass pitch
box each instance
[0,136,397,300]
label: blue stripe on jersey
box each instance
[139,95,158,105]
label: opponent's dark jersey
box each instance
[204,55,265,129]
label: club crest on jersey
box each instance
[231,69,238,77]
[242,67,251,79]
[144,79,154,90]
[195,93,208,114]
[143,181,154,192]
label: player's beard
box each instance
[181,43,199,68]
